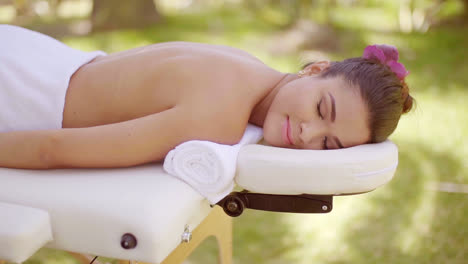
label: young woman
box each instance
[0,25,413,169]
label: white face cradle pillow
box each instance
[235,140,398,195]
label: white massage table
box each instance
[0,141,398,264]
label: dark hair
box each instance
[306,57,414,143]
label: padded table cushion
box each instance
[0,164,212,263]
[0,202,52,263]
[235,140,398,195]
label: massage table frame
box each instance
[1,207,232,264]
[1,193,337,264]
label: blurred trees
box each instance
[399,0,447,32]
[91,0,161,31]
[240,0,466,32]
[464,0,468,19]
[243,0,329,26]
[2,0,466,33]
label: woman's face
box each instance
[263,72,370,150]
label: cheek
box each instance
[262,111,284,145]
[292,95,315,120]
[262,111,277,138]
[292,85,318,114]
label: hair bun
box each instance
[401,81,413,114]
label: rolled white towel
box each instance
[163,124,263,204]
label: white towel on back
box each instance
[163,125,263,203]
[0,25,106,132]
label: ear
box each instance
[303,61,330,75]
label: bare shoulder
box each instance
[139,41,264,64]
[193,42,264,64]
[183,97,252,145]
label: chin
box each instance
[262,135,274,146]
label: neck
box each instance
[249,73,299,127]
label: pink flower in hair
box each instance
[363,44,409,80]
[363,45,386,63]
[377,44,399,61]
[387,61,409,80]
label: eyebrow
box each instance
[328,92,336,122]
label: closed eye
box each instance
[316,98,323,120]
[317,98,327,149]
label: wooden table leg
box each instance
[214,210,232,264]
[158,206,233,264]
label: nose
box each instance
[299,121,327,145]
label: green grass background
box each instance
[3,1,467,264]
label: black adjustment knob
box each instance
[121,233,137,249]
[223,195,245,217]
[227,201,238,211]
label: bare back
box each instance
[63,42,280,131]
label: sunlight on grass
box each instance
[394,168,437,255]
[279,181,437,263]
[395,91,468,179]
[280,196,379,263]
[25,248,80,264]
[0,5,16,23]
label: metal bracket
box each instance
[216,191,333,217]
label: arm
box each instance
[0,106,209,169]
